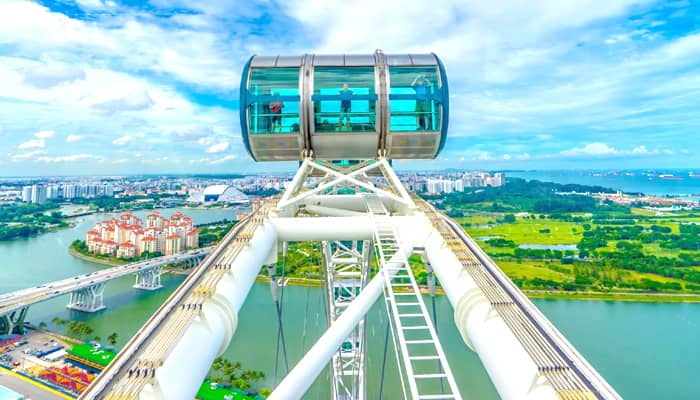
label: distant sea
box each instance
[506,170,700,198]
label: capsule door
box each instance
[308,55,381,160]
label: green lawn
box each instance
[496,261,571,282]
[196,381,263,400]
[466,218,582,245]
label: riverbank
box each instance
[68,247,128,267]
[523,290,700,303]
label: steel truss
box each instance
[323,240,371,400]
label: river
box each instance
[1,207,698,399]
[508,170,700,197]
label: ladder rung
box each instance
[420,395,456,399]
[394,292,417,296]
[405,339,434,344]
[396,302,420,306]
[392,283,413,287]
[398,313,425,317]
[403,325,429,330]
[409,355,440,360]
[414,373,447,378]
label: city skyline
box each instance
[1,0,699,176]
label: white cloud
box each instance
[112,135,133,146]
[535,134,553,141]
[93,91,154,113]
[503,154,512,160]
[112,158,129,164]
[24,64,85,88]
[632,145,649,154]
[9,150,45,162]
[516,153,531,160]
[34,130,55,139]
[206,141,229,154]
[18,138,45,149]
[75,0,109,9]
[36,154,102,163]
[561,142,618,156]
[209,155,236,165]
[66,134,83,142]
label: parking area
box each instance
[0,330,97,398]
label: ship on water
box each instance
[659,174,683,180]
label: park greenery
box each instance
[198,220,238,247]
[205,357,270,397]
[0,202,68,240]
[69,193,185,212]
[262,178,700,301]
[432,178,700,299]
[49,317,119,348]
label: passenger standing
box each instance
[412,74,432,130]
[338,83,353,130]
[269,92,284,133]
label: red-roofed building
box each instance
[86,211,197,257]
[117,241,137,258]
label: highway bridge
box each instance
[0,247,211,335]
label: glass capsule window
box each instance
[312,67,377,133]
[388,66,443,132]
[246,68,300,134]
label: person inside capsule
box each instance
[338,83,353,131]
[412,74,432,130]
[269,92,284,133]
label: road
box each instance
[0,247,213,317]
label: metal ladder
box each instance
[366,197,462,400]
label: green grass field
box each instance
[495,261,570,282]
[196,381,262,400]
[462,210,700,296]
[466,218,582,245]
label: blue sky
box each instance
[0,0,699,176]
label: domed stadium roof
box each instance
[187,185,249,204]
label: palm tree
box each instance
[107,332,118,346]
[210,357,224,380]
[52,317,66,327]
[38,321,47,330]
[222,359,235,379]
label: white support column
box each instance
[134,266,164,291]
[67,283,107,313]
[0,307,29,335]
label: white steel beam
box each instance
[269,251,407,400]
